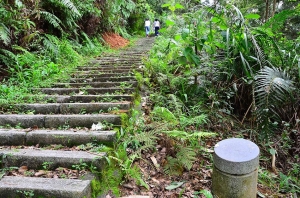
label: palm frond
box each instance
[250,35,266,68]
[254,66,295,131]
[0,23,11,45]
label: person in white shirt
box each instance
[145,19,151,37]
[154,19,160,36]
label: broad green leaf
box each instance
[169,5,175,12]
[211,17,220,23]
[161,3,170,7]
[195,40,204,51]
[175,3,184,9]
[178,56,187,65]
[245,13,260,19]
[174,34,181,41]
[165,20,175,26]
[181,28,190,40]
[219,24,228,30]
[269,148,276,155]
[184,47,200,66]
[165,181,185,190]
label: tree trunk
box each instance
[272,0,276,17]
[265,0,269,22]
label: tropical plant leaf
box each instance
[165,181,185,190]
[254,66,295,131]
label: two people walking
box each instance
[145,19,160,37]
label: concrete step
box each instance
[0,149,106,170]
[34,87,135,95]
[89,60,144,67]
[71,73,133,78]
[15,102,131,114]
[89,62,143,67]
[77,66,141,71]
[73,69,141,74]
[0,114,121,128]
[93,59,142,63]
[69,76,136,83]
[0,176,92,198]
[0,129,116,146]
[24,95,133,103]
[52,81,137,88]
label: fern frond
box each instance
[151,106,179,125]
[188,131,216,139]
[42,34,60,58]
[163,130,189,141]
[133,131,158,154]
[176,145,196,170]
[179,114,208,128]
[60,0,81,18]
[40,11,63,31]
[81,32,95,49]
[127,165,149,190]
[0,49,17,68]
[0,23,11,45]
[163,156,183,176]
[168,94,184,116]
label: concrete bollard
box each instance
[212,138,260,198]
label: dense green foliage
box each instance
[142,0,300,195]
[0,0,300,196]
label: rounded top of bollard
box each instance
[213,138,260,175]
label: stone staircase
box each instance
[0,37,154,197]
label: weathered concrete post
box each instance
[212,138,260,198]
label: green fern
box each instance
[60,0,81,18]
[40,11,63,31]
[81,32,95,49]
[42,34,60,61]
[151,106,179,125]
[163,156,184,176]
[179,114,208,129]
[176,145,196,170]
[163,145,197,175]
[127,164,149,190]
[0,49,17,68]
[0,23,10,45]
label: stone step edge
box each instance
[23,94,133,103]
[1,149,106,170]
[13,102,131,114]
[0,176,92,198]
[0,114,121,129]
[0,129,116,146]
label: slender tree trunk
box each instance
[265,0,269,22]
[272,0,277,17]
